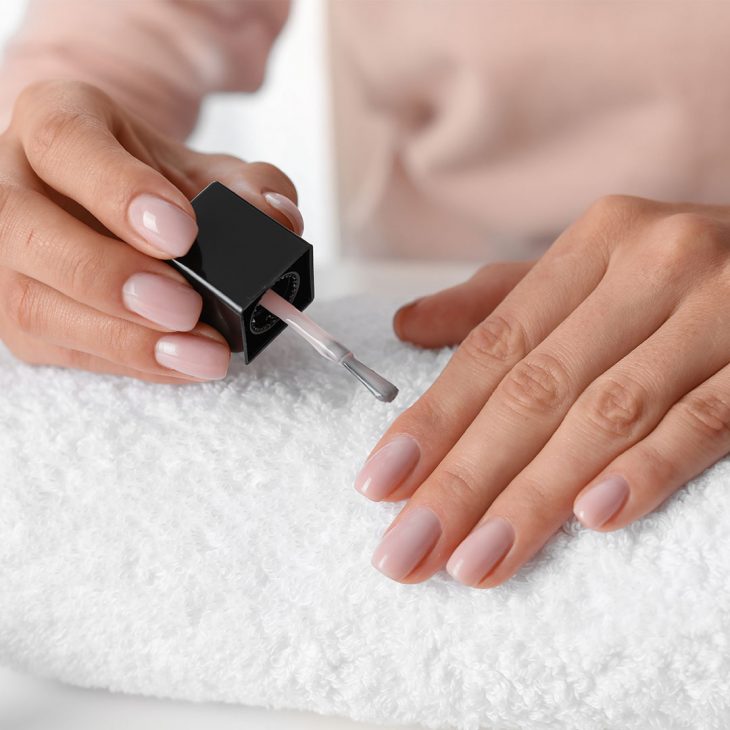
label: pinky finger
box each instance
[573,365,730,531]
[9,335,208,385]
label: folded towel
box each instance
[1,296,729,730]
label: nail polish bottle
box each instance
[170,181,398,402]
[170,181,314,363]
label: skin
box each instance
[0,79,300,383]
[368,194,730,587]
[5,82,726,589]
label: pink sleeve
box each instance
[0,0,289,139]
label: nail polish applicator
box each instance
[169,182,398,402]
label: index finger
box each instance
[354,231,607,503]
[14,80,198,259]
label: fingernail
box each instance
[393,299,423,339]
[128,194,198,257]
[371,506,442,581]
[574,474,630,529]
[122,272,202,331]
[354,435,420,501]
[155,334,230,380]
[263,191,304,235]
[446,517,515,586]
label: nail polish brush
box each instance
[258,289,397,402]
[169,181,398,402]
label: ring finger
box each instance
[1,273,230,380]
[446,295,729,587]
[0,189,204,333]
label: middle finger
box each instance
[370,261,679,582]
[0,187,203,332]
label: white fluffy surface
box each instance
[1,296,729,730]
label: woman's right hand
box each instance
[0,80,303,383]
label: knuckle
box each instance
[580,376,647,439]
[98,317,136,364]
[16,79,107,113]
[678,392,730,440]
[644,213,724,288]
[458,315,527,368]
[663,212,719,242]
[499,353,570,415]
[433,462,481,509]
[25,107,87,165]
[0,181,19,230]
[659,213,722,262]
[510,474,554,512]
[403,393,448,436]
[636,442,673,484]
[578,194,648,252]
[4,275,40,333]
[586,194,641,223]
[63,247,106,297]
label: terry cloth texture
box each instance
[0,296,729,730]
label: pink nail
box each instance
[128,194,198,257]
[574,474,630,528]
[446,517,515,586]
[155,334,230,380]
[122,273,202,331]
[263,192,304,235]
[354,435,420,501]
[371,506,442,581]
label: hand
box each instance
[0,80,303,382]
[356,195,730,587]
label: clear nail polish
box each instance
[354,435,420,501]
[371,506,442,581]
[128,194,198,257]
[154,334,230,380]
[122,272,202,331]
[574,474,630,529]
[263,191,304,235]
[446,517,515,586]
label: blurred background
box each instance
[0,0,339,263]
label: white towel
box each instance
[1,295,729,730]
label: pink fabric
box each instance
[329,1,730,260]
[3,1,730,261]
[0,0,289,139]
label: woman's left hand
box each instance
[356,195,730,587]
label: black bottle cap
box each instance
[169,181,314,363]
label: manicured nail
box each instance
[128,194,198,257]
[263,191,304,235]
[155,334,230,380]
[446,517,515,586]
[574,474,630,528]
[393,298,423,340]
[122,273,202,331]
[371,506,442,581]
[354,435,420,501]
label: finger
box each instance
[14,81,198,259]
[394,261,534,348]
[445,296,729,588]
[162,148,304,235]
[572,365,730,532]
[369,267,679,583]
[354,226,608,505]
[7,333,206,384]
[0,191,203,332]
[0,274,230,380]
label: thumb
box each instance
[393,260,534,348]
